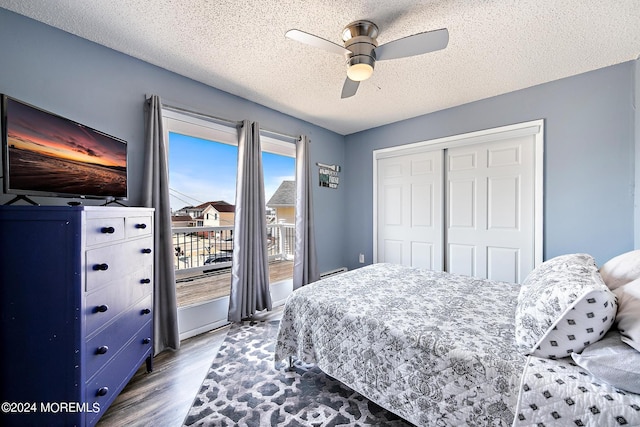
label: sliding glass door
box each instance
[163,109,295,339]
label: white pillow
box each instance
[613,278,640,352]
[515,253,617,359]
[599,249,640,290]
[572,331,640,394]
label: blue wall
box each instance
[0,8,346,273]
[344,62,636,269]
[1,8,637,273]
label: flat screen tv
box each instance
[1,94,127,203]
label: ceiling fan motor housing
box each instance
[342,21,378,80]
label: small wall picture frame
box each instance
[317,162,340,189]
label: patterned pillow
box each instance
[515,253,617,359]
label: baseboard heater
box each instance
[319,267,348,279]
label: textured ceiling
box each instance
[1,1,639,135]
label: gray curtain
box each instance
[293,135,319,289]
[143,95,180,354]
[228,120,272,322]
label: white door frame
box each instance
[373,119,544,269]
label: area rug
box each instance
[183,319,413,426]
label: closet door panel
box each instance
[383,240,403,265]
[374,120,542,282]
[487,247,520,283]
[411,241,434,270]
[446,135,535,282]
[449,179,476,228]
[448,244,476,276]
[383,184,403,226]
[411,183,433,227]
[377,150,444,269]
[488,176,520,230]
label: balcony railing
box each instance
[172,223,295,276]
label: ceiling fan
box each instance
[285,20,449,98]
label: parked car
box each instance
[204,254,233,264]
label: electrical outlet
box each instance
[358,253,365,263]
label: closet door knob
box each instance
[140,278,151,284]
[141,308,151,315]
[135,223,147,229]
[96,346,109,355]
[141,248,152,254]
[96,305,109,313]
[143,337,151,345]
[93,263,109,271]
[97,387,109,397]
[101,226,115,234]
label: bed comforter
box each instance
[514,354,640,426]
[274,263,526,426]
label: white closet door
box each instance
[377,150,444,270]
[446,135,535,283]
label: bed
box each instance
[274,253,640,426]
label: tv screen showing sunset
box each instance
[4,97,127,199]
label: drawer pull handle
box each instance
[96,305,109,313]
[135,223,147,229]
[141,248,152,254]
[93,263,109,271]
[140,278,151,284]
[143,337,151,345]
[141,308,151,315]
[101,226,115,234]
[96,345,109,355]
[97,387,109,397]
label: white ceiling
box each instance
[1,1,639,135]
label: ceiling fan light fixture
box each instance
[346,55,375,81]
[347,62,374,81]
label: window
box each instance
[164,109,295,310]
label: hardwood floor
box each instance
[97,307,283,426]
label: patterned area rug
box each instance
[183,320,413,426]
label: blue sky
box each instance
[168,132,295,211]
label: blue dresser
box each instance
[0,206,154,426]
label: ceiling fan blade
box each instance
[341,78,360,99]
[285,29,351,56]
[374,28,448,61]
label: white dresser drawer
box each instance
[125,215,153,239]
[86,216,126,247]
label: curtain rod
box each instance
[259,128,300,143]
[161,102,300,143]
[162,103,239,128]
